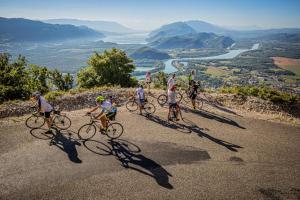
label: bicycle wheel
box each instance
[53,115,71,130]
[157,94,167,106]
[182,91,190,103]
[143,102,156,114]
[78,123,96,140]
[196,98,204,110]
[106,122,123,139]
[126,100,138,112]
[176,93,183,103]
[25,114,45,129]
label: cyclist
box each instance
[167,85,183,121]
[136,85,145,114]
[167,74,176,90]
[188,70,196,88]
[145,71,152,94]
[32,91,53,133]
[87,96,115,131]
[189,80,199,109]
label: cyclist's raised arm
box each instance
[87,106,98,114]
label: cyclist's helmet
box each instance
[32,91,41,98]
[96,95,105,103]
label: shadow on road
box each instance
[145,114,191,134]
[83,138,173,189]
[108,139,173,189]
[182,118,243,152]
[181,106,245,129]
[29,127,82,163]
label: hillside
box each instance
[258,33,300,43]
[0,17,104,42]
[149,33,234,49]
[147,22,196,42]
[130,46,171,60]
[45,18,134,33]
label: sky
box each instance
[1,0,300,30]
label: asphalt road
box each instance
[0,98,300,200]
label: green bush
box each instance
[219,86,298,104]
[44,90,65,101]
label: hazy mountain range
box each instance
[149,32,234,49]
[44,19,135,33]
[0,17,104,42]
[147,20,300,41]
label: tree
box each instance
[77,48,137,88]
[154,71,167,89]
[0,53,31,102]
[27,64,49,94]
[49,69,74,91]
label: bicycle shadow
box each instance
[181,106,246,129]
[29,127,82,163]
[144,114,191,134]
[108,139,173,189]
[83,138,173,189]
[182,118,243,152]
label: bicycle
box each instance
[126,97,156,114]
[25,106,71,130]
[157,92,183,106]
[78,113,123,140]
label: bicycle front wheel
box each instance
[126,100,138,112]
[53,115,71,130]
[176,93,183,103]
[157,94,167,106]
[25,115,45,129]
[106,122,123,139]
[78,123,96,140]
[144,102,156,114]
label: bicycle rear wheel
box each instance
[106,122,123,139]
[157,94,167,106]
[53,115,71,130]
[196,98,204,110]
[126,100,138,112]
[143,102,156,114]
[25,114,45,129]
[78,123,96,140]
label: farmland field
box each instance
[272,56,300,76]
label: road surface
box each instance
[0,97,299,200]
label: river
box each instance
[163,43,260,74]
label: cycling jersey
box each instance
[100,100,112,113]
[38,96,53,113]
[168,90,177,104]
[136,87,145,100]
[167,78,175,89]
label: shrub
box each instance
[219,86,298,104]
[44,90,65,101]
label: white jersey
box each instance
[136,87,145,100]
[167,78,175,89]
[168,90,177,104]
[38,96,53,112]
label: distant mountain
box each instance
[45,19,134,33]
[0,17,104,42]
[185,20,227,34]
[148,20,300,41]
[130,46,171,60]
[149,33,234,49]
[258,33,300,43]
[147,22,196,42]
